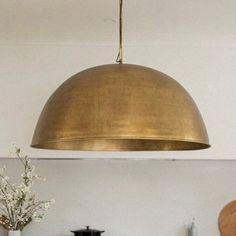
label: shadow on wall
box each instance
[0,227,190,236]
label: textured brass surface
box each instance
[31,64,210,151]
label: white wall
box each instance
[0,43,236,159]
[0,159,235,236]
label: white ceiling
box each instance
[1,0,236,45]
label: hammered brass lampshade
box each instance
[31,0,210,151]
[31,64,210,151]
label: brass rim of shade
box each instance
[31,64,210,151]
[32,139,210,151]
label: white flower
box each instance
[50,198,56,204]
[45,202,50,209]
[26,172,32,178]
[0,166,6,174]
[11,142,16,148]
[6,194,12,199]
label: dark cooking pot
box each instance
[71,226,105,236]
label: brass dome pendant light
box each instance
[31,0,210,151]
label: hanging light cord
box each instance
[116,0,123,64]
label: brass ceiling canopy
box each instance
[31,0,210,151]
